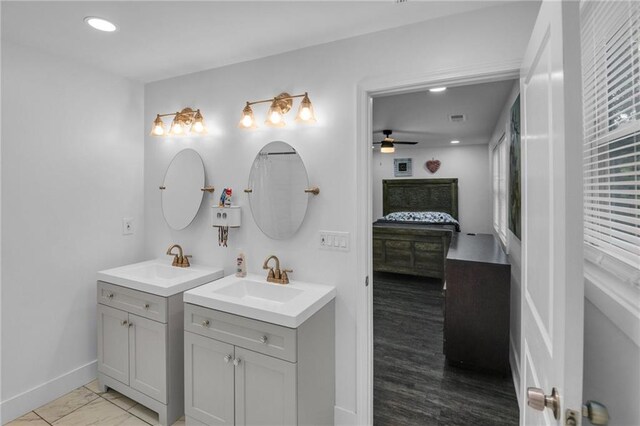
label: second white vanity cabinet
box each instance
[183,301,335,426]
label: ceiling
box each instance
[1,1,504,83]
[372,79,517,148]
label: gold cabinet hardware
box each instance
[304,187,320,195]
[244,188,253,193]
[159,186,166,190]
[201,186,215,193]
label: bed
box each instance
[373,178,459,280]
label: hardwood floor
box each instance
[373,272,519,426]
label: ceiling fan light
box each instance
[380,141,395,153]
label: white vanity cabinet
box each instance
[183,301,335,426]
[97,281,186,426]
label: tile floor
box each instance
[5,380,184,426]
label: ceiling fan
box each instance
[373,129,418,153]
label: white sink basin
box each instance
[98,259,224,297]
[184,273,336,328]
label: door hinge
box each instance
[365,276,369,287]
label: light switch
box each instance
[318,231,350,252]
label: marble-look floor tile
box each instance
[128,404,159,425]
[52,398,147,426]
[4,411,49,426]
[34,386,99,423]
[84,380,106,395]
[102,390,138,411]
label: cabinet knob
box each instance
[120,320,128,326]
[144,303,150,309]
[224,354,232,363]
[259,335,268,344]
[128,322,133,328]
[201,320,210,327]
[233,358,241,367]
[108,293,114,299]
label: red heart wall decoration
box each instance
[426,159,441,173]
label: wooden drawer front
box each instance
[184,304,297,363]
[383,240,413,268]
[98,281,167,323]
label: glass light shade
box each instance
[238,103,257,129]
[380,141,395,153]
[295,93,317,123]
[191,110,207,134]
[169,117,184,135]
[265,101,286,127]
[150,115,165,136]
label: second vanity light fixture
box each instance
[150,108,207,137]
[239,92,316,129]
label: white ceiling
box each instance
[372,79,516,147]
[1,1,504,83]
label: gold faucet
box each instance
[166,244,192,267]
[262,255,292,285]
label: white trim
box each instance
[334,405,357,426]
[355,59,521,425]
[0,360,97,424]
[584,261,640,347]
[509,335,522,407]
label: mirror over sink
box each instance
[247,141,317,239]
[160,149,205,230]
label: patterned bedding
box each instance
[375,211,460,231]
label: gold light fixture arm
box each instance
[201,186,215,193]
[304,187,320,195]
[245,92,307,107]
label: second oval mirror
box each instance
[161,149,205,230]
[248,141,310,239]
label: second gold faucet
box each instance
[167,244,192,267]
[262,255,292,284]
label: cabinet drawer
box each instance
[184,304,297,362]
[98,281,167,323]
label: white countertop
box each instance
[97,259,224,297]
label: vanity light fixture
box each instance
[150,108,207,137]
[239,92,316,129]
[84,16,117,32]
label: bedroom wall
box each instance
[143,3,539,422]
[371,144,491,233]
[488,79,522,402]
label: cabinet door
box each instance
[128,313,167,403]
[97,304,129,384]
[184,332,235,425]
[234,347,297,426]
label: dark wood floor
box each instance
[373,272,519,425]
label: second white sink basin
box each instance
[98,259,224,297]
[184,273,336,327]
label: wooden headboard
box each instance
[382,178,459,219]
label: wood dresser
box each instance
[444,233,511,375]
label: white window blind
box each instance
[581,0,640,284]
[493,134,508,244]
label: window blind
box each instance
[581,0,640,283]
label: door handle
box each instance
[583,401,609,425]
[527,387,559,420]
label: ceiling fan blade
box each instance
[393,141,419,145]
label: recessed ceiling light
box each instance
[450,140,460,144]
[84,16,117,32]
[429,87,447,93]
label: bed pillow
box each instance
[383,211,459,226]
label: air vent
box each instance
[449,114,466,123]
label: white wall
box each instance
[144,4,538,421]
[371,145,491,233]
[0,41,145,422]
[487,80,523,402]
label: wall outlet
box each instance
[319,231,350,252]
[122,217,134,235]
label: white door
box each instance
[234,347,297,426]
[184,332,235,425]
[520,1,584,424]
[97,304,129,384]
[128,313,167,403]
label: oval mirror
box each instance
[248,141,309,239]
[161,149,205,230]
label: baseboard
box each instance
[0,360,97,424]
[509,336,521,409]
[334,405,357,426]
